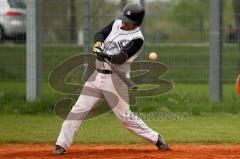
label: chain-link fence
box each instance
[0,0,239,84]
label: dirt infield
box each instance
[0,144,240,159]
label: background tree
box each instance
[171,0,209,41]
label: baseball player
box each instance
[54,3,169,155]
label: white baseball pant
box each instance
[56,71,159,150]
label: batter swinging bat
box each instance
[104,58,138,90]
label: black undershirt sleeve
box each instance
[94,21,115,42]
[111,38,144,65]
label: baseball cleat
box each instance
[155,135,170,151]
[53,145,66,155]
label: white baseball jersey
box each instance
[96,19,144,77]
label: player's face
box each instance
[121,22,137,30]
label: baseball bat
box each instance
[104,58,138,90]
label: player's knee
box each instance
[71,104,90,113]
[118,111,138,123]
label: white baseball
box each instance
[149,52,157,61]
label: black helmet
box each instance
[120,3,145,26]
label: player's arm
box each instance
[94,21,114,43]
[98,38,144,65]
[92,21,115,54]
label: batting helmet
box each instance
[120,3,145,26]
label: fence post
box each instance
[232,0,240,70]
[26,0,42,101]
[209,0,224,102]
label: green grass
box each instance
[0,82,240,115]
[0,113,239,144]
[0,81,239,144]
